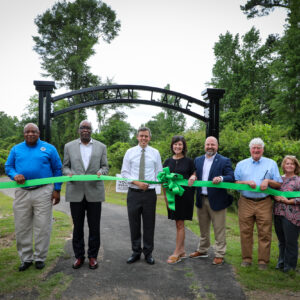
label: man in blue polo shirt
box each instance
[5,123,62,271]
[235,137,282,270]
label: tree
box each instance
[33,0,120,90]
[240,0,300,137]
[240,0,289,19]
[107,141,131,174]
[33,0,121,140]
[93,112,134,147]
[0,112,19,139]
[210,27,278,128]
[144,84,186,141]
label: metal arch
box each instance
[52,84,208,108]
[52,98,209,123]
[34,81,224,142]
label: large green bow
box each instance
[157,167,186,211]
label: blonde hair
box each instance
[281,155,300,175]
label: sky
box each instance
[0,0,288,129]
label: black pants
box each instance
[70,197,102,259]
[127,189,157,257]
[274,215,299,271]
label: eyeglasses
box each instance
[79,126,91,131]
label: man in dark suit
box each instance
[63,120,109,270]
[188,136,234,265]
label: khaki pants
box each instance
[14,185,53,263]
[197,196,227,257]
[238,196,273,264]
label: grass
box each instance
[103,181,300,294]
[1,180,299,298]
[0,192,72,299]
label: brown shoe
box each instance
[89,257,98,269]
[258,263,267,270]
[241,261,252,267]
[189,251,208,259]
[212,257,224,265]
[72,258,84,269]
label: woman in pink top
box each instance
[274,155,300,273]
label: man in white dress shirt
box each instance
[63,120,109,270]
[121,127,162,265]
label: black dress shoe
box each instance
[145,255,155,265]
[35,261,45,269]
[19,261,33,271]
[127,254,140,264]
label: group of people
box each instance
[5,122,299,274]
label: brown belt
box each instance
[244,196,268,202]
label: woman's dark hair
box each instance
[170,135,187,156]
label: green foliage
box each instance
[240,0,290,19]
[210,27,277,127]
[269,0,300,137]
[0,112,19,139]
[219,122,300,167]
[150,139,171,163]
[33,0,120,90]
[144,84,186,142]
[107,141,131,174]
[220,96,261,130]
[239,0,300,138]
[93,112,134,147]
[184,130,206,159]
[0,149,10,175]
[33,0,122,146]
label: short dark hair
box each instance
[170,135,187,156]
[137,127,152,137]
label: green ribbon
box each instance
[157,167,185,211]
[158,167,300,211]
[0,175,158,189]
[1,170,299,213]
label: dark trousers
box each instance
[70,197,102,259]
[127,189,157,257]
[274,215,299,271]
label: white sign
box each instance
[116,174,129,193]
[116,174,161,194]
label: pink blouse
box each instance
[274,176,300,226]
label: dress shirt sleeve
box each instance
[222,158,235,182]
[270,161,283,183]
[5,146,18,180]
[234,162,242,181]
[121,150,132,180]
[98,146,109,175]
[50,146,63,190]
[155,150,163,180]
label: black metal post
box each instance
[33,81,55,142]
[201,88,225,141]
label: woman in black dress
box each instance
[163,135,195,264]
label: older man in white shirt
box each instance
[121,127,162,265]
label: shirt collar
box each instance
[79,138,93,145]
[251,156,263,164]
[205,153,217,161]
[138,145,148,151]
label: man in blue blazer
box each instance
[188,136,234,265]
